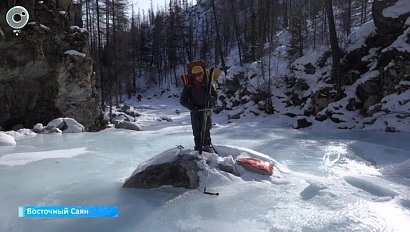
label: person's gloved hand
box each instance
[190,105,199,112]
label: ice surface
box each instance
[1,98,410,232]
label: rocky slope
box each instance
[218,0,410,132]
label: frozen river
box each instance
[1,99,409,232]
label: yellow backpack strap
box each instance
[210,68,221,83]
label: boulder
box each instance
[33,123,45,133]
[293,117,313,129]
[356,80,381,102]
[115,121,140,131]
[362,95,380,115]
[123,154,200,189]
[122,146,281,190]
[304,63,316,75]
[46,118,85,133]
[160,116,173,122]
[0,132,16,146]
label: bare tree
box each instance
[325,0,343,95]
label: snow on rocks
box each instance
[64,50,86,58]
[123,145,287,190]
[115,121,140,131]
[4,129,37,138]
[346,20,376,53]
[0,132,16,146]
[45,118,85,133]
[33,123,44,133]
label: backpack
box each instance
[180,60,221,87]
[180,60,207,87]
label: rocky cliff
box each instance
[0,0,104,131]
[283,0,410,130]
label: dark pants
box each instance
[190,110,212,149]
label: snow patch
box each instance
[382,21,410,53]
[346,20,376,53]
[64,50,86,58]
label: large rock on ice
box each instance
[123,145,285,190]
[46,118,85,133]
[123,148,201,189]
[0,132,16,146]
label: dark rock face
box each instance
[0,0,103,131]
[123,155,201,189]
[310,87,339,115]
[372,0,410,36]
[225,74,242,95]
[356,80,381,102]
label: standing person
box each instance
[136,94,142,102]
[180,66,217,152]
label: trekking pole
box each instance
[199,66,212,156]
[210,142,219,155]
[197,108,217,112]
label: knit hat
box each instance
[192,66,204,76]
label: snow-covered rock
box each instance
[64,118,85,133]
[373,0,410,35]
[64,50,86,58]
[46,118,85,133]
[159,115,173,122]
[33,123,44,133]
[0,132,16,146]
[47,118,64,129]
[123,145,286,190]
[115,121,140,131]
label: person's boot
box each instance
[194,137,201,151]
[203,145,212,153]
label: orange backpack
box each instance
[180,60,207,87]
